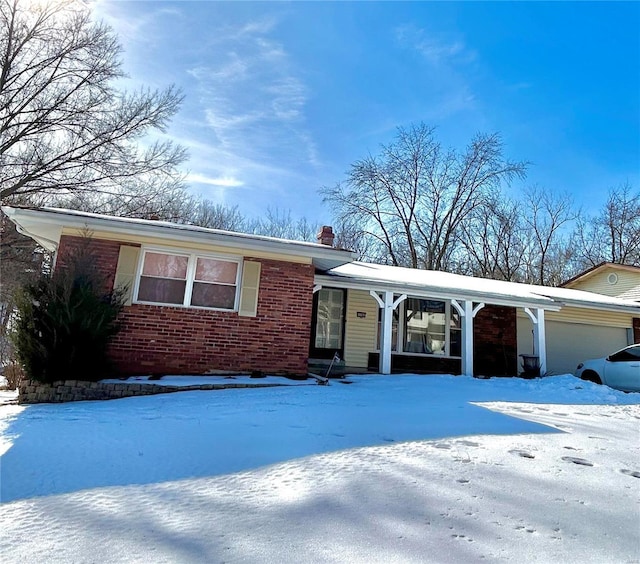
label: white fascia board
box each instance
[2,206,61,251]
[315,274,562,311]
[527,285,640,314]
[2,206,356,268]
[542,297,640,316]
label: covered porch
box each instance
[313,264,560,378]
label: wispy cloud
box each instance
[98,4,321,209]
[180,16,319,195]
[185,174,244,188]
[94,1,184,47]
[395,25,476,66]
[392,23,478,122]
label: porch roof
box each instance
[317,262,640,314]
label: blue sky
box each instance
[95,1,640,221]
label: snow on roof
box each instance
[2,206,356,270]
[518,282,640,311]
[618,286,640,302]
[324,262,640,313]
[16,206,346,250]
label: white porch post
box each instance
[370,290,406,374]
[451,300,485,377]
[536,309,546,375]
[524,308,547,375]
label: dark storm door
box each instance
[310,288,346,359]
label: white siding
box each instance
[343,290,379,367]
[569,267,640,299]
[544,307,634,328]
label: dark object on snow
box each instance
[520,354,540,378]
[250,370,265,378]
[148,374,163,381]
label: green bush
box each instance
[11,241,125,384]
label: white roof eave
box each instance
[2,206,357,268]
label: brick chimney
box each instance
[317,225,335,246]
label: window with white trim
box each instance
[136,249,240,310]
[377,297,461,358]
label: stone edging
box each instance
[17,379,286,404]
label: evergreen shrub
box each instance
[11,239,125,384]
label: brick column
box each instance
[633,318,640,344]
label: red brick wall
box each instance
[55,236,315,376]
[633,318,640,344]
[473,305,518,376]
[111,257,314,376]
[56,235,122,295]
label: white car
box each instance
[575,344,640,392]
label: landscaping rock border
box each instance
[18,379,283,404]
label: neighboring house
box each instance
[558,263,640,367]
[4,206,640,378]
[562,263,640,303]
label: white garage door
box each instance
[517,317,629,376]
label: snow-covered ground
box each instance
[1,374,638,563]
[100,374,315,387]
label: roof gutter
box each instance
[537,296,640,315]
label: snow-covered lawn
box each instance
[1,374,639,563]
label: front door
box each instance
[310,288,346,359]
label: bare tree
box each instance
[189,199,246,230]
[0,196,50,366]
[573,183,640,268]
[0,0,186,202]
[459,194,527,281]
[520,186,578,285]
[322,123,527,271]
[246,207,318,241]
[54,178,195,222]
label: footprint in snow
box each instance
[562,456,594,467]
[509,449,535,459]
[459,440,479,447]
[434,443,451,450]
[620,469,640,478]
[457,478,470,484]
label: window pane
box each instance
[195,258,238,284]
[314,289,345,349]
[191,282,236,309]
[404,299,446,355]
[142,252,188,279]
[450,330,461,357]
[377,306,399,351]
[138,277,186,304]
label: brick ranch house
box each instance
[4,206,640,378]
